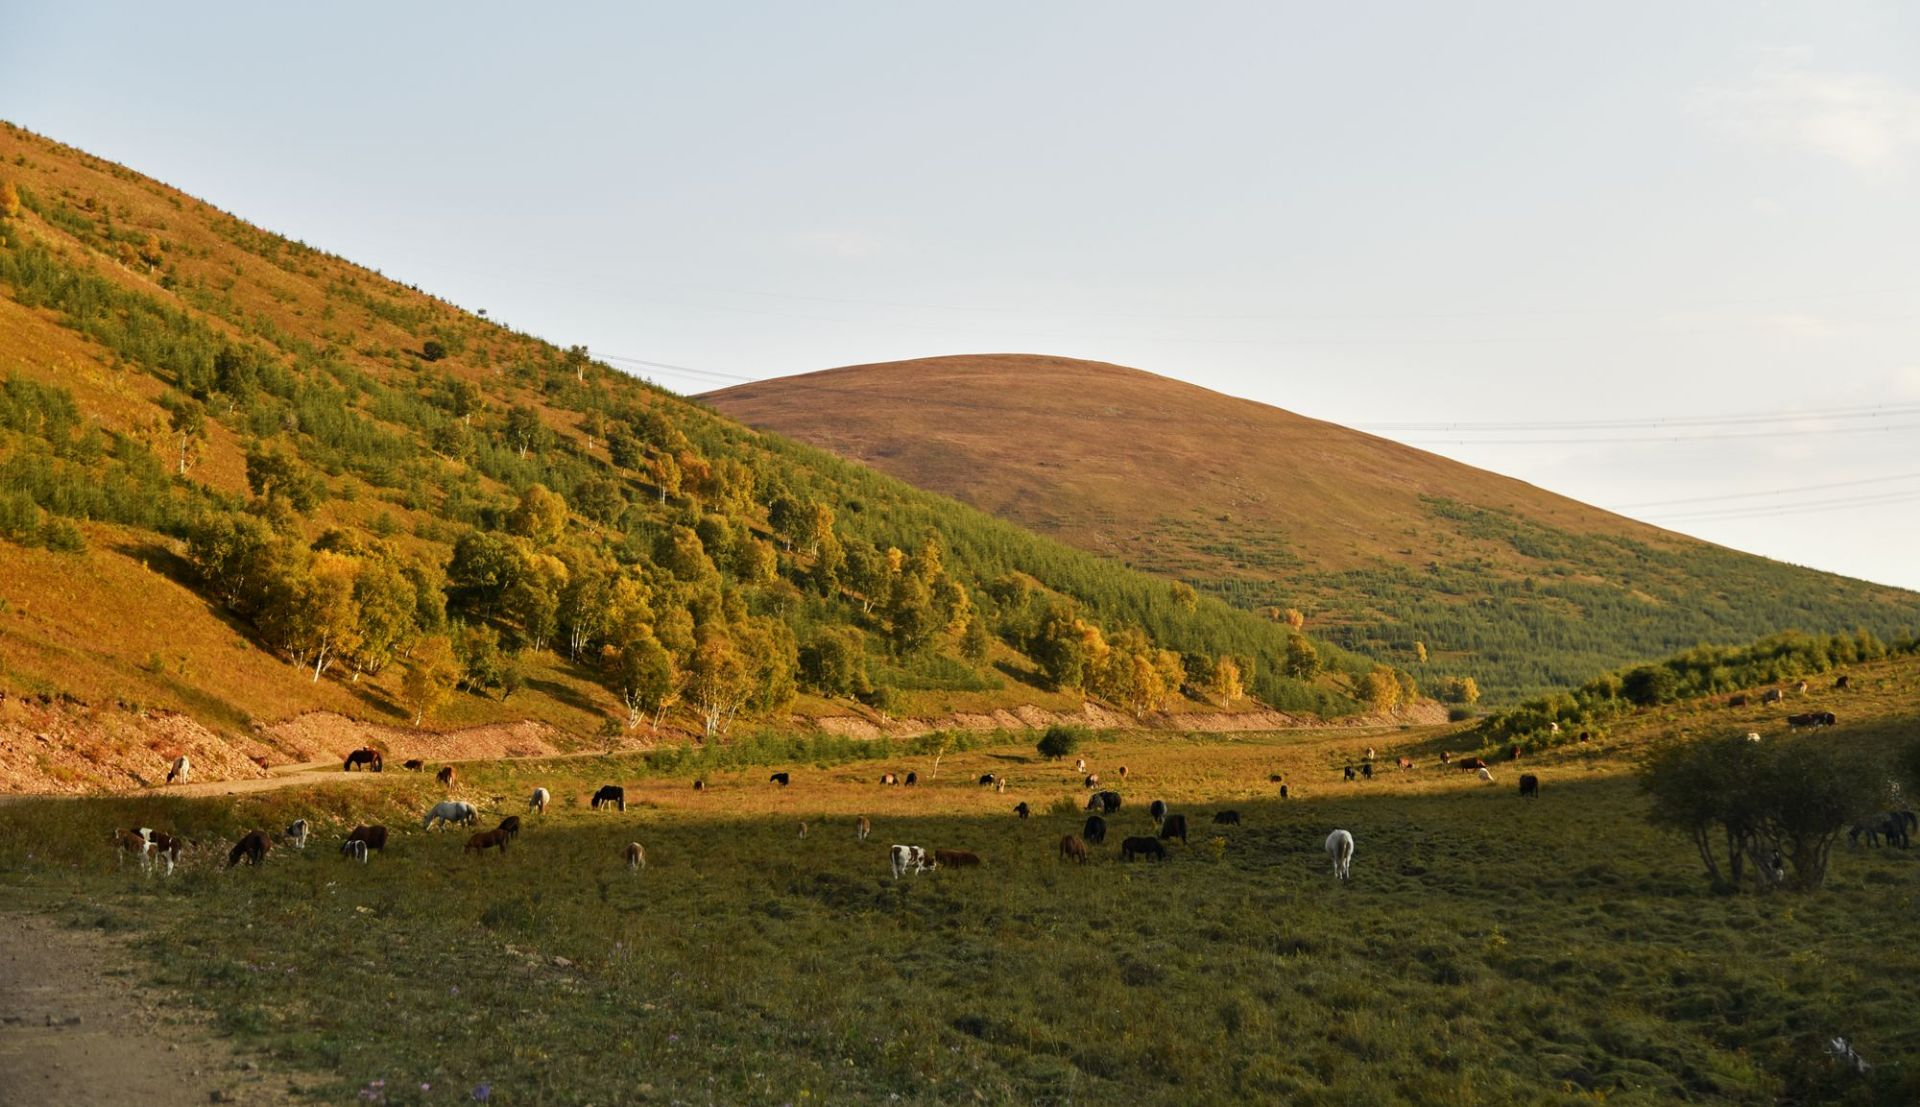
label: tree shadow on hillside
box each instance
[993,659,1052,692]
[524,677,600,716]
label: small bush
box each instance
[1037,724,1086,760]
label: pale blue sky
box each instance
[5,3,1918,589]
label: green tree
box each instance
[1283,633,1320,680]
[0,181,19,220]
[401,635,459,725]
[244,444,324,513]
[422,339,447,362]
[608,631,679,730]
[504,404,548,459]
[883,571,939,653]
[1622,665,1679,707]
[1360,667,1401,714]
[799,627,870,698]
[347,556,418,680]
[1037,724,1086,760]
[959,613,993,666]
[455,622,508,696]
[507,483,569,545]
[686,632,750,741]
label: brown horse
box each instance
[227,830,271,868]
[437,766,457,787]
[343,748,382,772]
[1059,835,1088,863]
[464,828,509,855]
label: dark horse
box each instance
[227,830,270,868]
[591,785,626,812]
[343,748,382,772]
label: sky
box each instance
[4,2,1918,589]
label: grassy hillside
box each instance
[705,354,1920,700]
[5,652,1917,1104]
[0,123,1387,775]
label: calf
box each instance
[933,849,981,869]
[1212,810,1241,825]
[1518,774,1539,799]
[1059,835,1088,864]
[1082,815,1108,845]
[344,825,388,856]
[1120,836,1167,862]
[889,844,932,879]
[227,830,270,868]
[465,828,509,855]
[625,842,646,870]
[529,787,550,813]
[437,766,456,787]
[284,819,310,850]
[147,832,181,876]
[1158,813,1189,844]
[496,815,521,840]
[770,772,791,786]
[591,785,626,811]
[856,816,871,841]
[1014,802,1031,819]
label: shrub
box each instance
[1036,724,1086,760]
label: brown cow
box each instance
[1059,835,1088,863]
[1727,694,1749,708]
[933,849,980,869]
[856,816,871,841]
[1457,757,1489,771]
[1396,757,1413,770]
[437,766,457,787]
[465,828,509,855]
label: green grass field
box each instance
[4,674,1918,1105]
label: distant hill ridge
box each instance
[705,354,1920,699]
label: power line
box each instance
[1639,488,1920,523]
[1610,470,1920,509]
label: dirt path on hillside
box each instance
[0,912,313,1105]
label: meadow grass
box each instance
[3,713,1917,1106]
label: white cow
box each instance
[166,755,191,785]
[1326,829,1354,881]
[529,787,550,814]
[890,844,932,880]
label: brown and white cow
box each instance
[889,844,932,879]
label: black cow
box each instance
[1082,815,1108,845]
[1149,799,1168,824]
[1158,814,1188,844]
[1120,836,1167,862]
[1085,790,1122,815]
[1279,784,1290,799]
[1212,810,1241,825]
[1343,765,1356,782]
[1518,774,1539,799]
[693,779,705,791]
[770,772,791,786]
[1361,762,1374,779]
[591,785,626,812]
[1727,694,1748,708]
[978,773,997,787]
[904,772,918,786]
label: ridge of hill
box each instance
[0,123,1393,789]
[703,354,1920,699]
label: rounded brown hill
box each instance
[706,353,1919,696]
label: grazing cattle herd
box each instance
[124,674,1871,892]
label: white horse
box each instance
[166,755,190,784]
[625,842,646,870]
[529,787,550,814]
[1326,829,1354,881]
[422,800,477,830]
[1477,767,1495,784]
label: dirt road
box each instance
[0,912,312,1105]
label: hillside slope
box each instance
[705,354,1920,698]
[0,124,1394,790]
